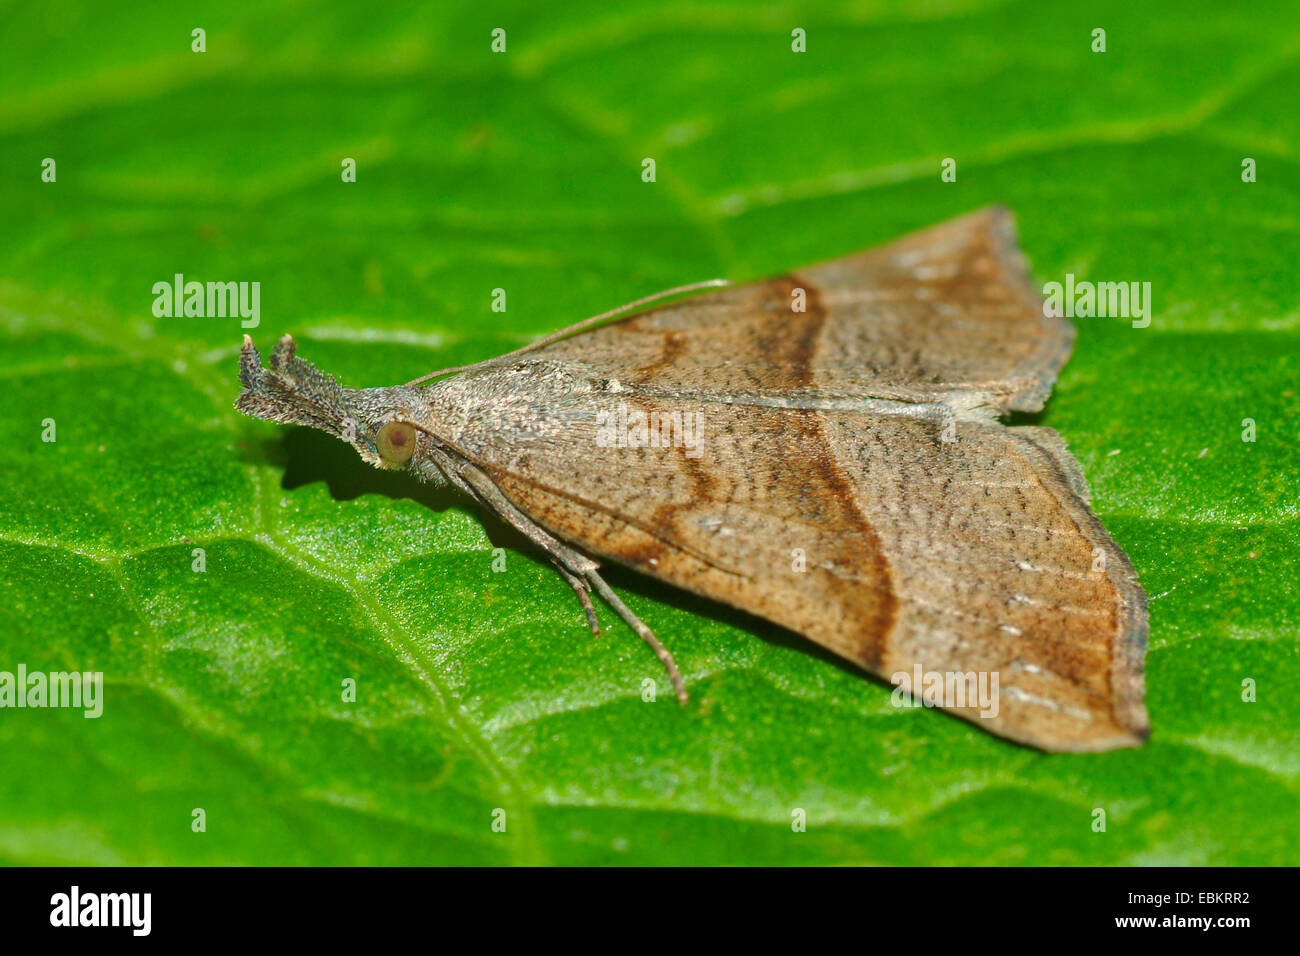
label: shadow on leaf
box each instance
[278,425,459,508]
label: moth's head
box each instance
[235,334,428,471]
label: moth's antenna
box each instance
[404,277,731,387]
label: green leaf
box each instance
[1,0,1297,865]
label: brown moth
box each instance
[235,206,1148,752]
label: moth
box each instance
[235,206,1148,752]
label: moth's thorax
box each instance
[423,361,609,450]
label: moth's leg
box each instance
[448,456,598,576]
[424,447,598,632]
[583,568,688,705]
[453,458,688,703]
[556,565,602,635]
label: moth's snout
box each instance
[235,334,385,467]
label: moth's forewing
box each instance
[450,393,1146,752]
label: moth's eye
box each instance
[376,421,417,465]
